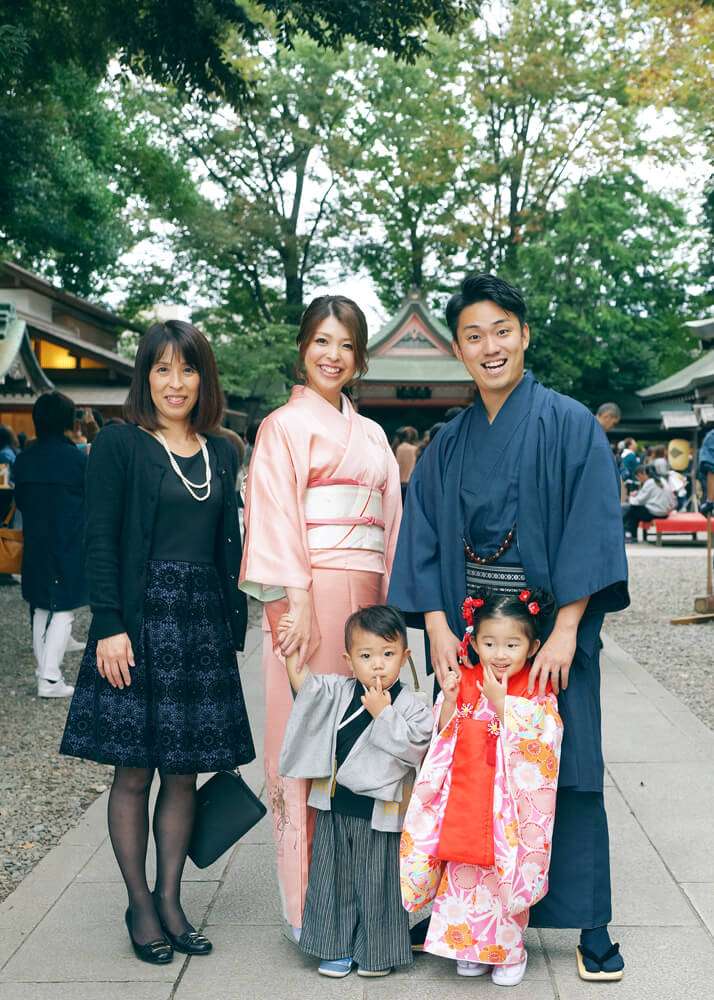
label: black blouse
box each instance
[149,444,223,564]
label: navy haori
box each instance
[60,559,255,774]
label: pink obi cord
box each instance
[304,478,385,530]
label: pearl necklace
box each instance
[153,430,212,502]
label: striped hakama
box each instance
[299,811,413,972]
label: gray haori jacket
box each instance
[279,673,433,832]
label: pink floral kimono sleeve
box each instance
[498,693,563,914]
[399,699,456,911]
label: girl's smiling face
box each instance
[473,615,540,680]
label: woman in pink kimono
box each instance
[239,295,401,935]
[400,589,563,988]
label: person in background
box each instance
[622,464,676,542]
[652,445,669,477]
[595,403,621,435]
[13,392,88,697]
[619,438,640,482]
[416,422,445,462]
[443,406,464,422]
[698,428,714,517]
[0,424,18,479]
[243,419,262,468]
[395,426,419,501]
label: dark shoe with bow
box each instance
[161,926,213,955]
[124,909,173,965]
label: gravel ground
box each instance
[605,550,714,730]
[1,558,711,905]
[0,588,112,903]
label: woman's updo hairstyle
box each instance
[462,588,556,643]
[296,295,369,383]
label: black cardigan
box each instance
[85,423,247,651]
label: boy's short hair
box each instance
[344,605,408,651]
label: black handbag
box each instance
[188,770,267,869]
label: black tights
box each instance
[107,766,197,944]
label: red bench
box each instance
[638,512,709,544]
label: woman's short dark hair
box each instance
[123,321,224,433]
[32,391,75,439]
[446,273,528,339]
[296,296,369,382]
[344,604,407,652]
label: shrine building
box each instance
[353,289,474,436]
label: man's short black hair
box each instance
[344,604,408,652]
[445,273,528,339]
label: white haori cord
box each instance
[153,430,212,501]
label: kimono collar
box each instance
[290,384,352,419]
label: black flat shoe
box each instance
[161,927,213,955]
[124,909,173,965]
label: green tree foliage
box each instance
[341,37,471,312]
[349,0,641,308]
[109,38,360,403]
[519,172,697,407]
[0,1,476,100]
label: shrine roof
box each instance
[363,355,469,383]
[367,290,453,352]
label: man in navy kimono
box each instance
[389,273,628,981]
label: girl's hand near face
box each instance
[438,668,461,730]
[477,663,507,722]
[441,669,461,705]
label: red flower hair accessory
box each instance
[527,601,541,616]
[461,596,484,627]
[518,589,531,603]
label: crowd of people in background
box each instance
[390,407,464,497]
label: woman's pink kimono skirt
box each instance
[239,385,401,926]
[400,689,563,966]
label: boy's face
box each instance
[472,615,540,681]
[343,626,410,689]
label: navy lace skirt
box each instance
[60,560,255,773]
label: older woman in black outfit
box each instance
[61,321,255,964]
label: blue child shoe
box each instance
[318,957,353,978]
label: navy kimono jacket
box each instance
[388,374,629,793]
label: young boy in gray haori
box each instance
[278,604,432,979]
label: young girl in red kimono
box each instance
[400,589,563,988]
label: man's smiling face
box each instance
[452,298,529,401]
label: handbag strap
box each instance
[408,654,421,692]
[2,503,16,528]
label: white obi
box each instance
[303,479,385,552]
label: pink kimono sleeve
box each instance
[381,440,403,590]
[399,695,456,911]
[499,694,563,915]
[239,416,312,601]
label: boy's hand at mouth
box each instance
[361,676,392,718]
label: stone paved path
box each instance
[1,625,713,1000]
